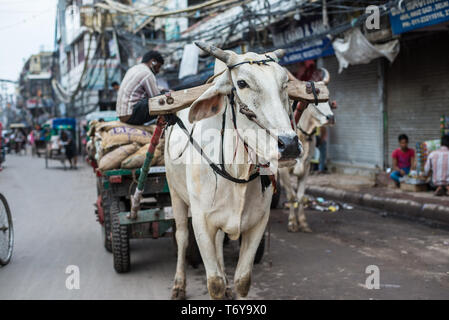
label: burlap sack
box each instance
[87,120,98,137]
[120,137,165,169]
[95,121,155,134]
[101,126,152,151]
[121,144,149,169]
[153,136,165,166]
[98,143,139,171]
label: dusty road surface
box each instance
[0,154,448,299]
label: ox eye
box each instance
[237,80,248,89]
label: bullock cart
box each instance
[94,147,266,273]
[93,63,329,274]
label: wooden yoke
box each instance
[148,69,329,115]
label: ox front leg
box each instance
[234,211,270,298]
[192,213,227,300]
[215,230,233,299]
[296,179,312,233]
[279,169,300,233]
[171,192,189,300]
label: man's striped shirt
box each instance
[116,63,160,117]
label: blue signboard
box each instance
[281,37,335,65]
[272,18,335,65]
[390,0,449,35]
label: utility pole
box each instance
[101,10,110,111]
[322,0,329,28]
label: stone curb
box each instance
[306,185,449,224]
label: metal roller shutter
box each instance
[386,32,449,167]
[322,56,383,169]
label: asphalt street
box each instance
[0,154,448,299]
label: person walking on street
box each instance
[61,130,77,169]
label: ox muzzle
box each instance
[278,134,302,161]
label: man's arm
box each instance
[392,152,399,172]
[143,73,161,98]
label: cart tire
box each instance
[111,198,130,273]
[0,193,13,266]
[101,191,112,253]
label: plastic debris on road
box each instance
[285,195,354,212]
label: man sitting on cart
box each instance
[116,51,164,126]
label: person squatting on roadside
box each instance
[425,135,449,196]
[390,134,416,187]
[116,51,164,126]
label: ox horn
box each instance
[195,41,233,65]
[265,49,286,62]
[320,68,330,85]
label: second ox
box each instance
[279,69,336,232]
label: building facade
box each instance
[17,51,56,126]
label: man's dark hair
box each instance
[398,134,409,142]
[111,81,119,87]
[142,51,164,64]
[442,135,449,148]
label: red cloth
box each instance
[392,148,415,169]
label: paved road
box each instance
[0,154,448,299]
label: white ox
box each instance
[279,99,335,233]
[165,42,302,299]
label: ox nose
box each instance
[278,135,302,160]
[327,115,335,125]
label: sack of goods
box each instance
[86,120,165,172]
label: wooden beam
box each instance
[149,83,213,115]
[148,79,329,115]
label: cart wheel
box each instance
[238,233,265,264]
[111,198,130,273]
[101,190,112,253]
[172,220,202,268]
[0,193,13,266]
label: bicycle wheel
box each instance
[0,193,13,266]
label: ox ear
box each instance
[188,72,232,123]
